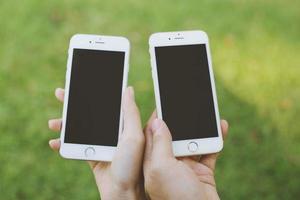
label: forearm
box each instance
[101,189,146,200]
[100,183,146,200]
[147,185,220,200]
[101,191,137,200]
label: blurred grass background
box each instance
[0,0,299,199]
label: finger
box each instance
[121,86,143,136]
[55,88,65,102]
[88,161,98,170]
[179,156,199,170]
[143,110,157,170]
[150,118,173,160]
[199,119,229,171]
[111,87,144,178]
[49,138,60,151]
[175,156,217,186]
[220,119,229,140]
[143,110,157,134]
[88,161,108,171]
[178,155,201,162]
[48,118,62,131]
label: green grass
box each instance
[0,0,300,199]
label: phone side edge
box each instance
[149,36,163,120]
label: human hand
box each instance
[48,87,146,200]
[143,111,229,200]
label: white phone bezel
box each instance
[60,34,130,161]
[149,30,223,157]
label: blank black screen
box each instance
[64,49,124,146]
[155,44,218,140]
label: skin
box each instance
[48,87,147,200]
[49,86,229,200]
[143,112,229,200]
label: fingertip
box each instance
[55,87,63,95]
[123,86,136,108]
[223,119,229,128]
[151,118,163,133]
[48,118,62,131]
[151,119,172,139]
[221,119,229,139]
[48,119,55,129]
[123,86,134,100]
[49,139,54,146]
[221,119,229,131]
[127,86,135,99]
[143,110,158,132]
[150,118,173,159]
[49,139,60,151]
[55,88,64,102]
[122,86,142,135]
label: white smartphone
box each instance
[149,30,223,157]
[60,34,130,161]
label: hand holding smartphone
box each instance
[149,30,223,156]
[59,30,222,161]
[51,30,224,200]
[60,34,130,161]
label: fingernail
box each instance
[49,139,55,146]
[48,119,54,127]
[128,86,135,99]
[222,119,228,129]
[55,88,61,96]
[151,118,161,132]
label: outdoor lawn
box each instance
[0,0,299,199]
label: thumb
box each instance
[150,118,174,160]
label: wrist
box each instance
[100,184,146,200]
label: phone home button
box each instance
[188,142,198,152]
[85,147,96,157]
